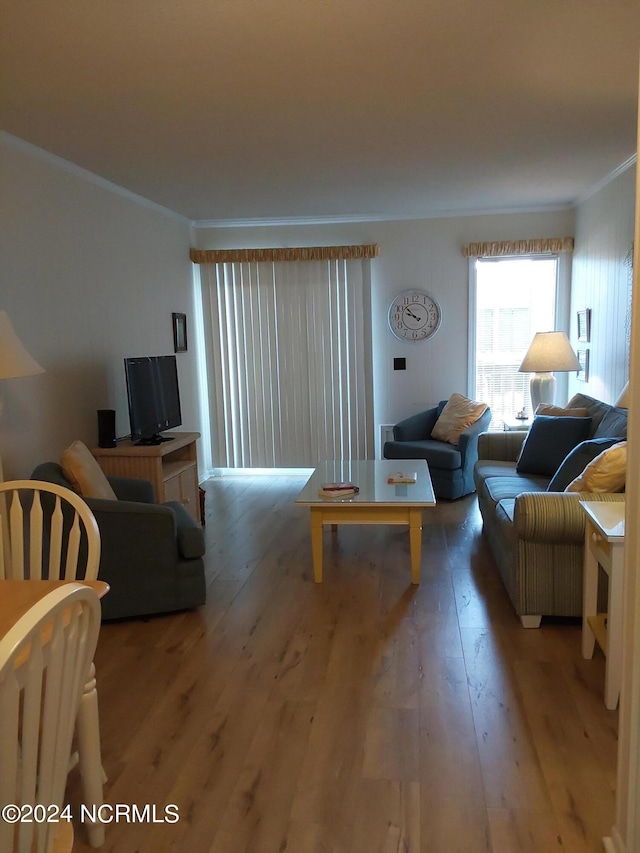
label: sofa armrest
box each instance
[477,430,527,462]
[107,476,155,503]
[393,407,439,441]
[513,491,625,544]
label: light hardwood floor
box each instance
[69,474,618,853]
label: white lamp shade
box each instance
[518,331,581,374]
[0,311,44,379]
[615,382,630,408]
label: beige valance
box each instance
[462,237,574,258]
[190,244,379,264]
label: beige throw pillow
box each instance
[565,441,627,493]
[61,440,117,500]
[431,393,488,446]
[535,403,590,418]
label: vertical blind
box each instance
[197,251,375,468]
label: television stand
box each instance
[91,431,201,524]
[135,434,175,446]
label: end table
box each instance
[580,500,625,710]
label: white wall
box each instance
[195,208,575,447]
[1,130,631,481]
[0,135,197,479]
[568,164,637,405]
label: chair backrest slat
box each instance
[47,494,65,580]
[64,514,83,581]
[8,491,25,580]
[0,585,101,853]
[28,490,45,580]
[0,480,101,582]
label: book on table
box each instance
[387,471,417,484]
[318,481,359,498]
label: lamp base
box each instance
[530,372,556,412]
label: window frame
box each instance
[467,252,572,420]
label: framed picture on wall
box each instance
[172,313,187,353]
[577,309,591,342]
[577,348,589,381]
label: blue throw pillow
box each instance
[516,415,592,477]
[547,437,622,492]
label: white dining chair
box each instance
[0,479,106,847]
[0,583,102,853]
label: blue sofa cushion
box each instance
[482,475,549,505]
[516,415,591,477]
[547,437,622,492]
[383,439,461,470]
[593,407,628,439]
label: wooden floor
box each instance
[69,474,618,853]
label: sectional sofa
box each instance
[473,393,627,627]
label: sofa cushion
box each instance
[566,393,620,436]
[593,407,628,439]
[516,415,591,477]
[496,498,516,524]
[566,441,627,493]
[474,460,522,481]
[431,393,487,446]
[483,475,549,505]
[384,439,461,469]
[547,437,622,492]
[61,440,117,500]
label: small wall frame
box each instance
[577,348,589,381]
[172,312,187,353]
[577,308,591,343]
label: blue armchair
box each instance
[383,401,491,499]
[31,462,206,620]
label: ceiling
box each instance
[2,0,640,224]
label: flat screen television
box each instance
[124,355,182,445]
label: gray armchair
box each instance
[383,401,492,499]
[31,462,206,620]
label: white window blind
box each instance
[199,256,374,468]
[472,256,558,428]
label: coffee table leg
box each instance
[409,507,422,585]
[310,508,324,583]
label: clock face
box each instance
[388,290,442,342]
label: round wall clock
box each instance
[388,290,442,342]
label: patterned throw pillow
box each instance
[431,393,487,446]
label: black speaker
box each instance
[97,409,117,448]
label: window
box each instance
[198,254,374,468]
[470,256,558,428]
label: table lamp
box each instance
[614,382,630,408]
[518,331,580,411]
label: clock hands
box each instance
[403,306,422,322]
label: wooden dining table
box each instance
[0,579,110,638]
[0,578,110,847]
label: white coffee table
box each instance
[295,459,436,584]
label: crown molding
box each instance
[575,153,637,206]
[0,131,191,225]
[192,202,574,230]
